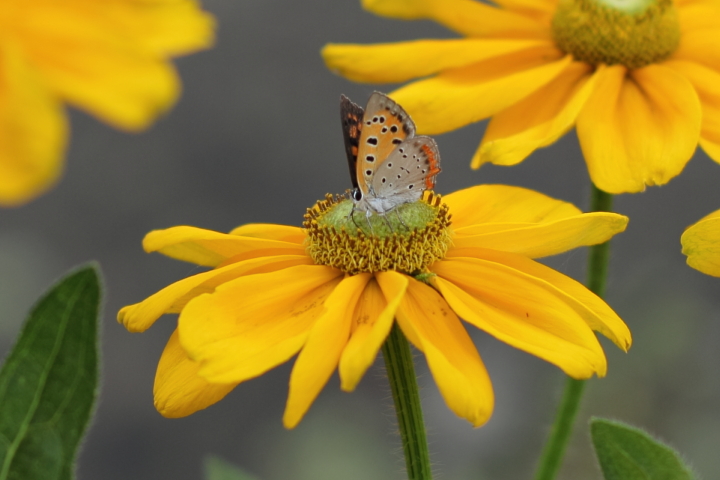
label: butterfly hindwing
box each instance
[370,136,441,202]
[340,94,365,191]
[356,92,416,195]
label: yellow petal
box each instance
[16,4,179,130]
[142,226,306,267]
[284,274,372,428]
[441,249,631,349]
[179,265,343,384]
[361,0,550,38]
[338,273,408,392]
[677,2,720,34]
[443,184,581,231]
[395,277,494,427]
[451,212,628,258]
[377,272,423,348]
[103,0,215,56]
[433,257,608,378]
[322,39,551,84]
[391,47,570,134]
[228,223,306,243]
[473,61,597,169]
[0,44,67,206]
[681,209,720,277]
[663,59,720,165]
[118,254,313,332]
[492,0,558,17]
[154,328,236,418]
[577,64,702,193]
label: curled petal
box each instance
[179,264,343,384]
[433,257,609,378]
[284,274,372,428]
[577,64,701,193]
[142,226,306,267]
[323,39,550,84]
[451,212,628,258]
[391,48,570,134]
[339,273,408,392]
[474,61,596,168]
[681,209,720,277]
[396,277,494,427]
[443,184,580,230]
[362,0,549,39]
[439,249,630,349]
[154,329,236,418]
[118,255,312,332]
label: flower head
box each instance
[0,0,214,206]
[322,0,719,194]
[681,208,720,276]
[119,185,631,428]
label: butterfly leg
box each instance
[380,213,394,233]
[347,203,362,232]
[392,208,410,231]
[364,210,376,235]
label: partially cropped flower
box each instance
[119,186,631,428]
[0,0,214,206]
[323,0,719,194]
[682,208,720,277]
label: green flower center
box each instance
[551,0,680,69]
[304,192,452,275]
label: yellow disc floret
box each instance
[304,192,452,275]
[552,0,680,69]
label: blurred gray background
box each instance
[2,1,720,479]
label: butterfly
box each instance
[340,92,441,219]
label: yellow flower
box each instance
[0,0,214,206]
[682,208,720,276]
[322,0,719,194]
[119,185,631,428]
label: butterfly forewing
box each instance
[356,92,416,195]
[370,136,441,201]
[340,95,365,191]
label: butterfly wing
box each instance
[340,95,365,191]
[356,92,416,196]
[369,136,441,206]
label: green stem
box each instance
[534,184,614,480]
[382,323,432,480]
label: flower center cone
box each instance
[551,0,680,69]
[304,192,452,275]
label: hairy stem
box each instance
[534,185,614,480]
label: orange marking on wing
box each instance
[422,144,440,189]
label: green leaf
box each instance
[204,455,262,480]
[591,418,696,480]
[0,265,101,480]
